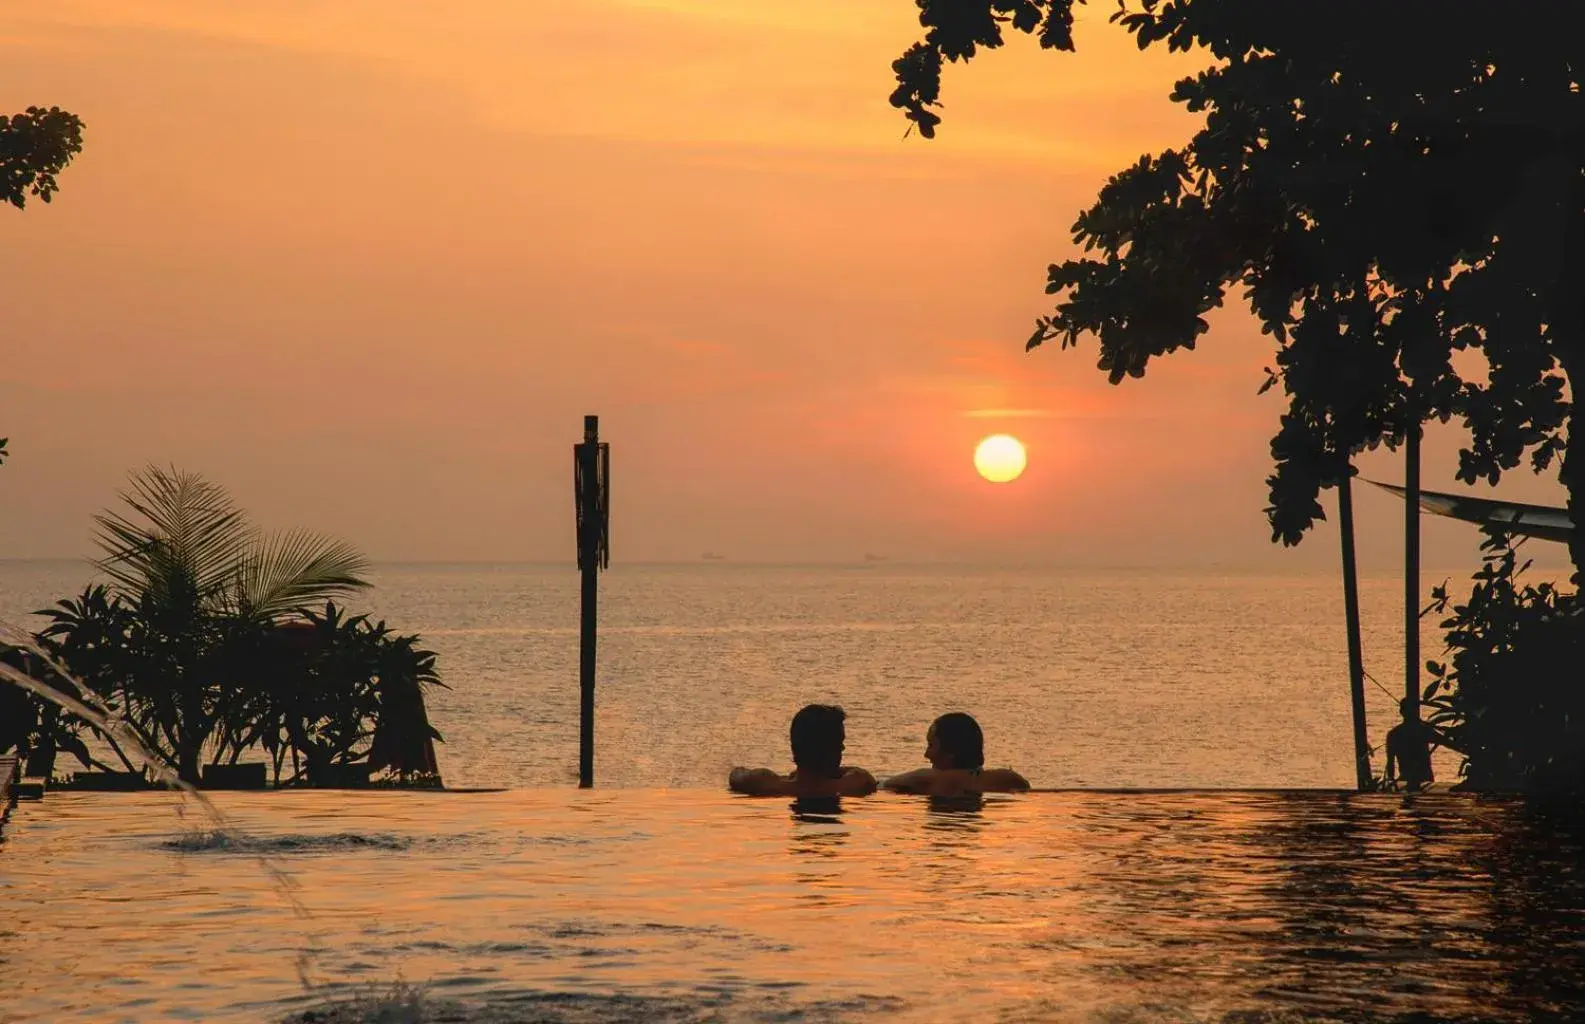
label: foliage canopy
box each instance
[888,0,1584,578]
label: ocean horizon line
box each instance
[0,556,1573,577]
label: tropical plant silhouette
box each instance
[92,465,370,622]
[2,467,445,787]
[1423,534,1585,791]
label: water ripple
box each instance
[6,790,1585,1022]
[161,830,417,854]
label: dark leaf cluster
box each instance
[1422,532,1585,791]
[1,106,84,208]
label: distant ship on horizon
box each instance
[701,552,726,561]
[863,553,888,562]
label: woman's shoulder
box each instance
[881,767,1029,796]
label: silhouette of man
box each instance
[728,703,877,797]
[1384,698,1439,791]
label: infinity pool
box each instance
[3,790,1583,1022]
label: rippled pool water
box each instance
[4,790,1584,1023]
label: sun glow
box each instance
[973,434,1026,483]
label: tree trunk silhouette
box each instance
[1558,166,1585,591]
[1560,370,1585,591]
[176,687,207,785]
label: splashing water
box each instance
[0,622,327,988]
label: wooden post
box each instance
[1404,423,1421,721]
[0,756,16,812]
[573,414,609,789]
[1337,471,1372,789]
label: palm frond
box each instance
[93,466,252,605]
[234,528,371,621]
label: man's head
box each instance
[790,704,846,778]
[926,712,984,771]
[1399,697,1418,720]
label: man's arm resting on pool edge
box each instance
[838,766,879,796]
[729,768,784,795]
[980,768,1031,792]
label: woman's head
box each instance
[926,712,984,771]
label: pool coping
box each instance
[7,784,1479,798]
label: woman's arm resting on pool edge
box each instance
[881,769,934,794]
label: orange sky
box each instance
[0,1,1572,569]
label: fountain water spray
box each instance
[0,623,326,988]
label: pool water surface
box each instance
[3,790,1583,1022]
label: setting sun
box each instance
[973,434,1027,483]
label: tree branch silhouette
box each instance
[889,0,1584,583]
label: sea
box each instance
[0,559,1459,790]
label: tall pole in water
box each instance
[1404,420,1422,722]
[574,415,610,788]
[1337,469,1372,789]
